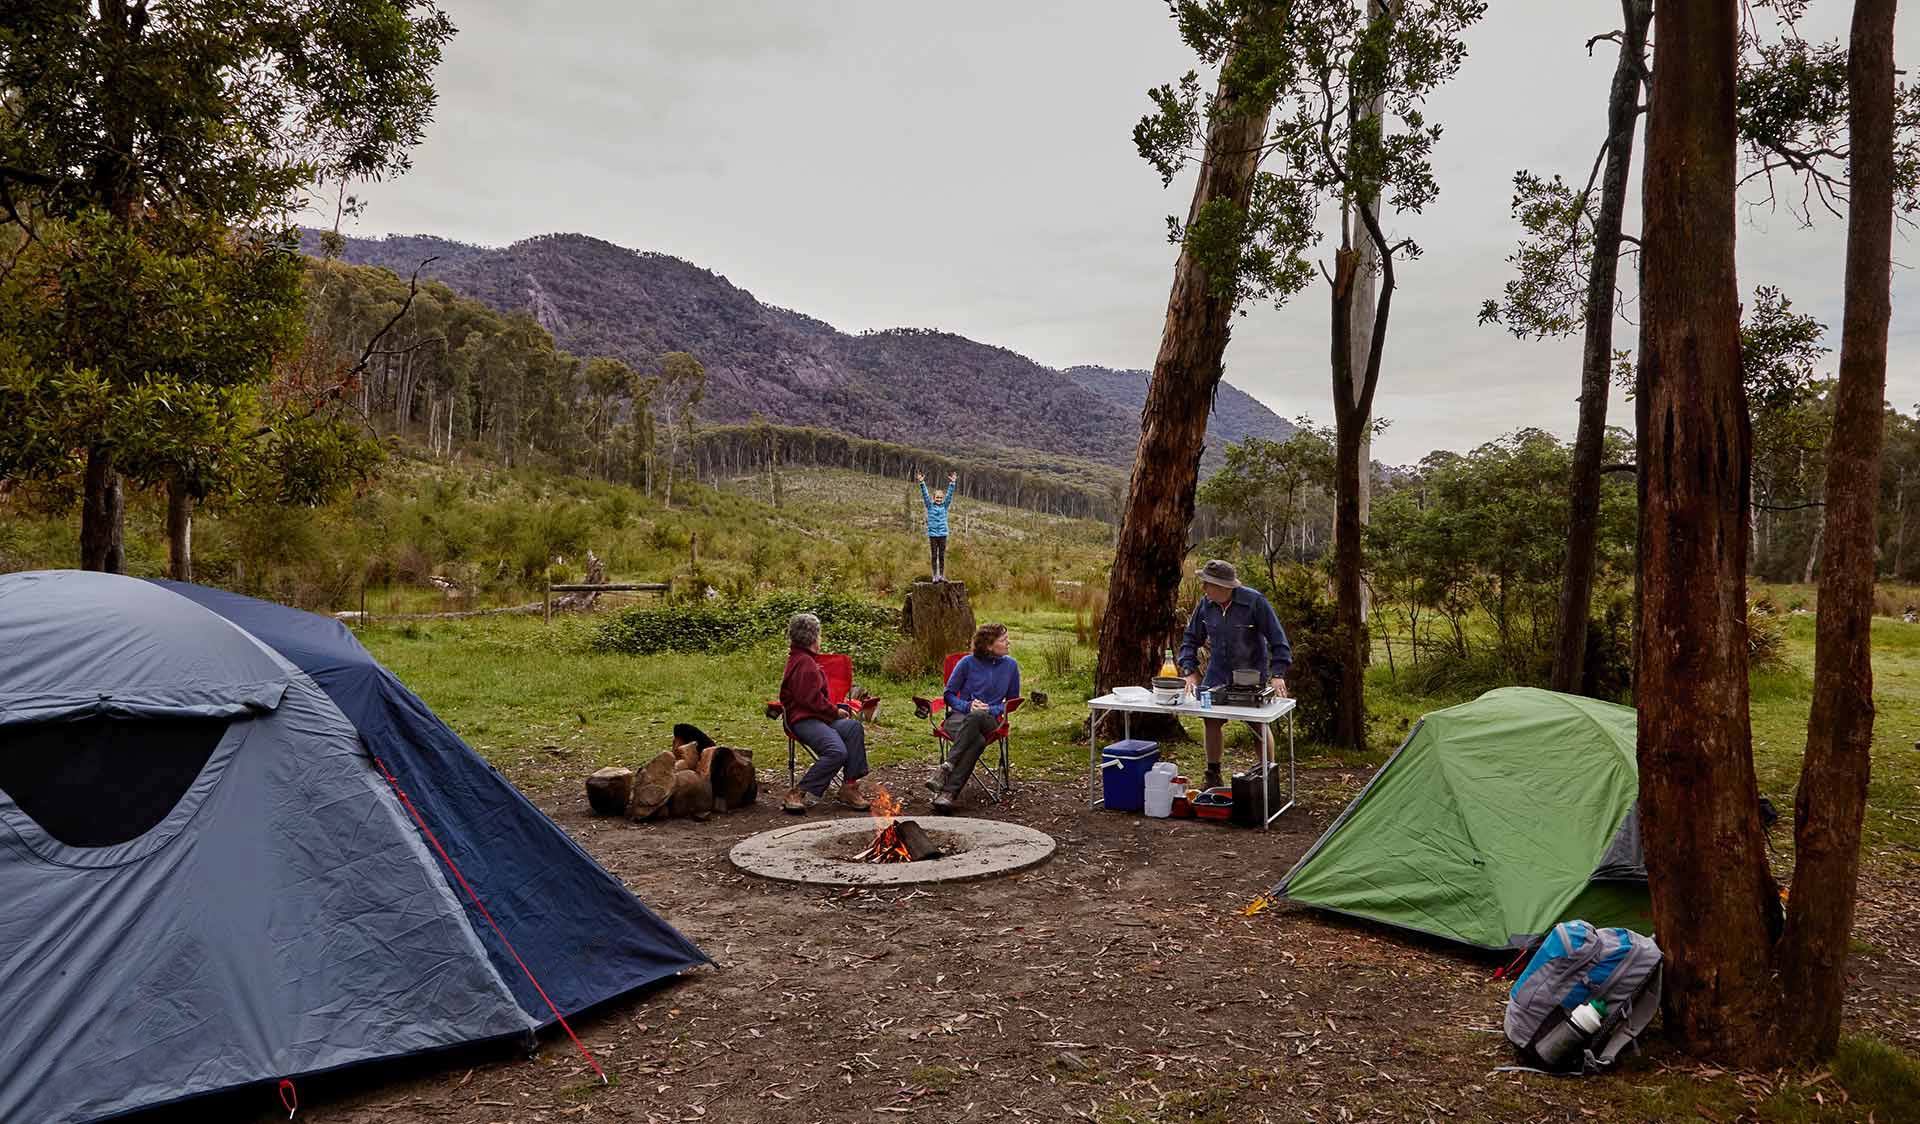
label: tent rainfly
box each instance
[1275,686,1652,950]
[0,571,707,1124]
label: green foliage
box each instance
[591,587,900,673]
[1748,599,1793,674]
[0,1,451,562]
[0,212,379,513]
[1138,0,1486,312]
[1197,424,1335,586]
[1477,171,1594,338]
[1581,595,1635,700]
[0,0,454,223]
[1368,429,1635,679]
[1737,20,1920,222]
[1246,564,1343,745]
[301,258,656,486]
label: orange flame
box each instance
[855,783,914,863]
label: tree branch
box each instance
[248,256,437,440]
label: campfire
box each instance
[852,784,943,863]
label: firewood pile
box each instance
[586,733,758,822]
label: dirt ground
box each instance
[181,757,1920,1124]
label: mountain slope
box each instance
[1064,366,1298,471]
[307,231,1295,469]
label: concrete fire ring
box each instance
[728,817,1056,887]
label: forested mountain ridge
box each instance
[303,230,1297,470]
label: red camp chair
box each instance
[912,651,1022,803]
[765,652,880,785]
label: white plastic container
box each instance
[1144,765,1177,818]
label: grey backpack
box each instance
[1504,921,1663,1074]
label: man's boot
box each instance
[1203,763,1224,790]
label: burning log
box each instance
[853,783,943,862]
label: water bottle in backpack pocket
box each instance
[1504,920,1663,1074]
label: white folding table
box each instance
[1086,691,1297,827]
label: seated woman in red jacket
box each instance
[779,612,873,814]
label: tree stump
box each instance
[901,581,975,671]
[586,766,634,815]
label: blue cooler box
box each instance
[1101,739,1160,812]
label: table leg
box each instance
[1263,710,1298,827]
[1089,705,1099,808]
[1261,720,1272,829]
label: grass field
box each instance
[359,590,1920,867]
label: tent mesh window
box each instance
[0,716,230,847]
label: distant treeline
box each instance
[691,423,1124,521]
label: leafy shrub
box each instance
[1748,598,1791,673]
[1256,564,1345,745]
[1041,635,1074,679]
[884,640,931,680]
[591,587,901,673]
[1581,595,1634,700]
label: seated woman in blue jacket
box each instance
[928,622,1018,813]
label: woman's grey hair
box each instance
[788,612,821,650]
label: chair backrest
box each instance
[942,651,967,681]
[819,652,855,704]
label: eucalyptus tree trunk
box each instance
[1634,0,1782,1063]
[1096,49,1276,718]
[167,478,193,582]
[80,446,124,572]
[1551,0,1652,695]
[1780,0,1898,1059]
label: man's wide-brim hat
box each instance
[1196,559,1240,588]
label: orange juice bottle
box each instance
[1158,648,1178,679]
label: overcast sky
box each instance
[340,1,1918,465]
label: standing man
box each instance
[917,470,958,581]
[1177,559,1291,790]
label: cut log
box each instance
[586,767,634,816]
[896,819,943,861]
[627,751,680,819]
[710,746,758,811]
[901,580,975,672]
[669,768,714,821]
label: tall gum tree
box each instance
[1109,0,1483,749]
[1635,0,1780,1061]
[1637,0,1907,1064]
[0,0,454,571]
[1484,0,1918,695]
[1780,0,1899,1059]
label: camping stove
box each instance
[1208,684,1275,708]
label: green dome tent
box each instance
[1276,687,1653,950]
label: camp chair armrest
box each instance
[1002,697,1024,717]
[765,701,785,720]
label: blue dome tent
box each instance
[0,571,706,1124]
